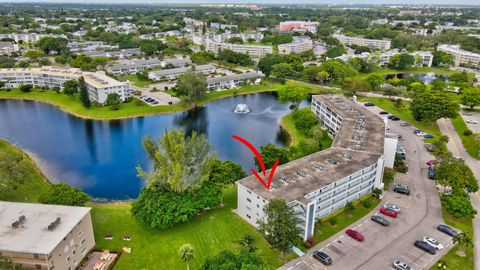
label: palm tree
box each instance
[453,232,473,255]
[179,243,194,270]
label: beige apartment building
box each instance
[0,201,95,270]
[333,34,391,51]
[205,40,273,58]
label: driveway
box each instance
[438,118,480,270]
[280,105,453,270]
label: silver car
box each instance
[393,260,413,270]
[384,203,400,213]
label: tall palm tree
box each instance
[179,243,194,270]
[453,232,473,254]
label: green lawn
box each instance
[117,74,155,87]
[280,107,333,148]
[91,186,293,270]
[313,196,380,243]
[0,140,50,202]
[429,210,474,270]
[450,116,480,160]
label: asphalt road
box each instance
[438,118,480,270]
[280,104,455,270]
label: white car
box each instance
[384,203,400,213]
[392,260,413,270]
[423,236,444,250]
[416,132,427,137]
[466,119,478,124]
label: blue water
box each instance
[0,92,307,199]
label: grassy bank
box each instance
[0,139,50,202]
[429,210,474,270]
[450,116,480,160]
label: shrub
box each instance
[362,200,373,208]
[19,84,33,93]
[440,190,477,218]
[329,217,337,225]
[345,201,354,211]
[304,237,317,248]
[464,129,473,136]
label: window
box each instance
[70,239,74,247]
[66,256,70,262]
[257,204,259,208]
[82,248,87,255]
[64,246,69,253]
[246,198,251,203]
[34,254,39,259]
[81,238,86,245]
[246,214,251,219]
[36,264,41,269]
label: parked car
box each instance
[312,251,332,265]
[414,240,436,254]
[384,203,400,213]
[424,134,434,139]
[380,207,398,217]
[391,116,400,121]
[392,260,414,270]
[424,144,436,152]
[400,122,411,126]
[423,236,444,250]
[466,119,478,124]
[428,170,435,180]
[462,112,473,116]
[346,229,364,241]
[413,129,423,134]
[379,111,388,115]
[364,102,375,107]
[437,224,458,237]
[393,184,410,195]
[371,215,390,226]
[426,160,436,166]
[454,156,465,162]
[416,132,427,137]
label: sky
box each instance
[1,0,480,5]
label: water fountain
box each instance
[233,104,250,114]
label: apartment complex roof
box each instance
[0,201,91,254]
[206,72,263,84]
[238,94,385,205]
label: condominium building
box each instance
[183,17,204,28]
[82,48,141,59]
[205,40,272,58]
[278,37,313,55]
[379,50,433,67]
[148,64,215,80]
[0,41,19,56]
[210,22,238,30]
[0,201,95,270]
[206,72,263,91]
[0,33,65,43]
[67,41,118,53]
[279,21,319,33]
[192,33,264,45]
[437,44,480,68]
[106,58,192,75]
[236,95,397,240]
[333,34,391,51]
[0,67,131,104]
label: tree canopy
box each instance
[461,87,480,109]
[410,91,459,122]
[39,183,90,206]
[435,159,478,193]
[387,53,415,70]
[255,144,290,172]
[276,81,310,110]
[199,250,267,270]
[175,71,207,106]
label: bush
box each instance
[345,201,354,211]
[39,183,90,206]
[362,200,373,208]
[19,84,33,93]
[393,155,408,173]
[329,217,337,225]
[464,129,473,136]
[440,190,477,218]
[304,237,317,248]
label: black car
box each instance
[371,215,390,226]
[379,111,388,115]
[391,116,400,121]
[393,184,410,195]
[437,224,458,237]
[312,251,332,265]
[364,102,375,107]
[414,240,436,254]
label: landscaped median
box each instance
[450,116,480,160]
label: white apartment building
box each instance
[183,17,204,28]
[148,64,215,80]
[67,41,118,53]
[437,44,480,68]
[0,33,65,43]
[106,58,192,75]
[0,201,95,270]
[279,21,319,33]
[335,52,371,62]
[82,48,141,59]
[192,33,264,45]
[237,95,397,240]
[379,50,433,67]
[206,72,263,91]
[278,37,313,55]
[0,41,19,56]
[205,40,272,58]
[210,22,238,30]
[0,67,131,104]
[333,34,391,51]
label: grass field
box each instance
[429,210,474,270]
[0,139,50,202]
[91,186,292,270]
[450,116,480,160]
[117,74,155,87]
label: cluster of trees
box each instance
[39,183,90,206]
[461,87,480,109]
[261,33,293,45]
[387,53,415,70]
[410,91,459,122]
[174,71,208,107]
[217,49,252,66]
[55,53,109,71]
[61,77,91,108]
[131,129,246,229]
[35,37,68,54]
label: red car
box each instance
[426,160,436,166]
[380,207,398,218]
[346,229,364,241]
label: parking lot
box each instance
[281,101,456,270]
[461,110,480,133]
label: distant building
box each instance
[278,36,313,54]
[379,50,433,67]
[207,72,263,91]
[0,41,19,56]
[155,30,182,38]
[205,40,272,58]
[183,17,204,28]
[333,34,391,51]
[335,52,371,62]
[0,67,131,104]
[106,58,192,76]
[0,33,65,43]
[192,33,264,45]
[437,44,480,68]
[279,21,319,33]
[82,48,141,59]
[148,64,215,80]
[0,201,95,270]
[67,41,118,53]
[210,22,238,30]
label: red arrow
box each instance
[231,135,279,190]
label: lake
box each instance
[0,92,307,199]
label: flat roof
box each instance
[0,201,91,254]
[207,72,263,84]
[237,94,385,205]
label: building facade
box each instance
[205,40,272,58]
[437,44,480,68]
[379,50,433,67]
[0,67,130,104]
[0,202,95,270]
[236,95,397,240]
[67,41,118,53]
[333,34,391,51]
[0,41,19,56]
[278,37,313,55]
[206,72,263,91]
[279,21,319,33]
[0,33,65,43]
[148,64,215,80]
